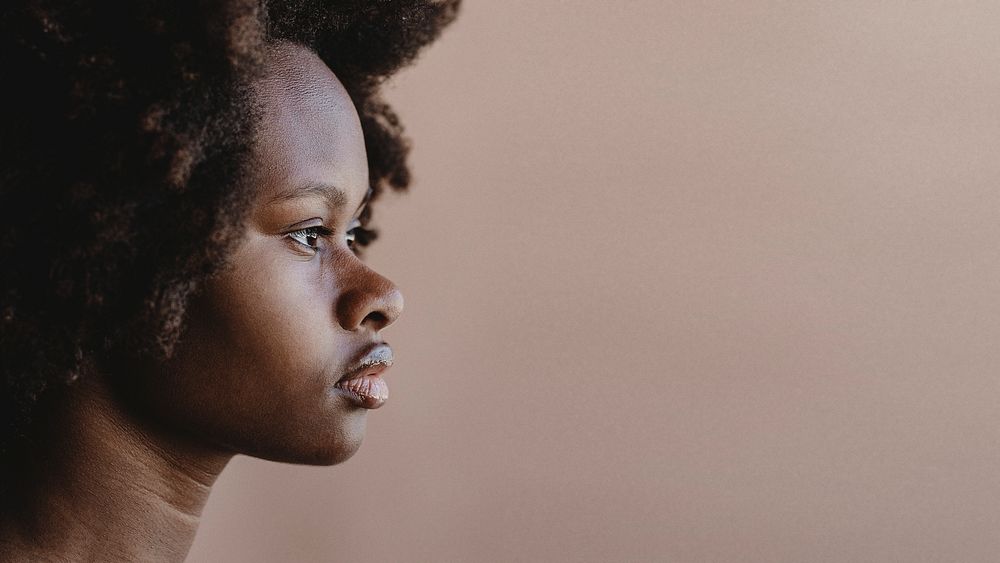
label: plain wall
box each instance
[188,2,1000,561]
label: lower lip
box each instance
[335,374,389,409]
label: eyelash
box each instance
[287,225,363,253]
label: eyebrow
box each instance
[267,181,349,210]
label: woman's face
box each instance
[132,42,404,465]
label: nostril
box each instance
[334,269,403,332]
[335,284,402,332]
[362,310,388,330]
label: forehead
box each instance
[252,42,368,205]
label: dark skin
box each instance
[0,41,403,562]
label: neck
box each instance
[0,375,232,562]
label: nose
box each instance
[335,262,404,332]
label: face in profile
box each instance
[127,42,404,466]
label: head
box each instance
[122,41,405,465]
[0,1,459,468]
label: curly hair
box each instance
[0,0,459,455]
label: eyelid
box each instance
[281,217,325,232]
[282,207,361,232]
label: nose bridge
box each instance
[334,255,403,332]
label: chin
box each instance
[243,408,369,466]
[309,435,365,465]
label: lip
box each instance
[334,343,393,409]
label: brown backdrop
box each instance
[188,2,1000,561]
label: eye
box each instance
[346,220,361,253]
[287,226,331,250]
[286,224,362,253]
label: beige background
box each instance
[188,2,1000,561]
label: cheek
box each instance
[211,255,333,371]
[197,251,338,405]
[138,247,362,463]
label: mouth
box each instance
[334,343,393,409]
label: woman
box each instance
[0,1,459,560]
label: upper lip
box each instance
[338,342,393,383]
